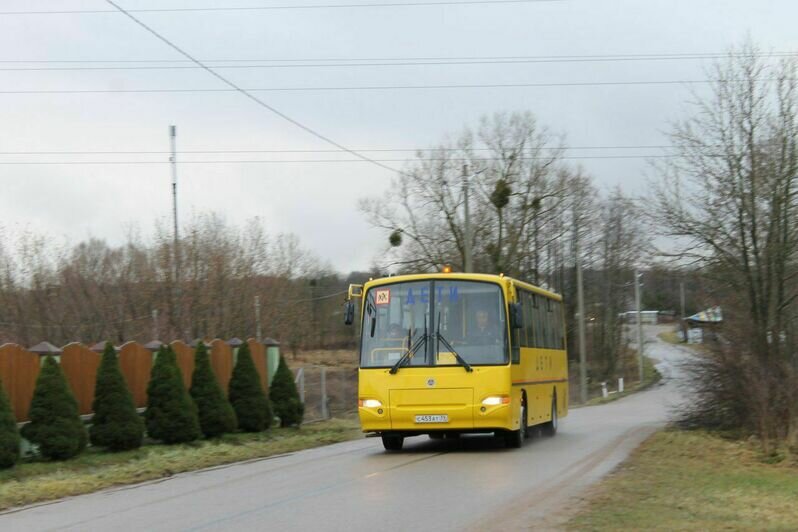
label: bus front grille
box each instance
[388,388,474,429]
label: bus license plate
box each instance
[415,414,448,424]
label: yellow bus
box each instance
[344,271,568,451]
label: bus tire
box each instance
[504,403,527,448]
[382,435,404,451]
[541,395,558,437]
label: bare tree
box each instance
[359,111,566,277]
[654,42,798,448]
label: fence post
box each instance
[601,381,608,398]
[618,377,624,393]
[320,366,328,419]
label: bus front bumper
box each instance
[359,387,513,433]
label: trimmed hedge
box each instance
[89,343,144,451]
[228,342,272,432]
[269,355,304,427]
[0,379,20,468]
[190,342,237,438]
[21,355,87,460]
[145,345,200,444]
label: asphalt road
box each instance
[0,325,688,532]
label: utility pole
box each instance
[680,281,686,318]
[151,309,159,340]
[634,270,644,383]
[169,125,181,338]
[254,295,262,342]
[575,240,588,404]
[679,280,687,343]
[462,164,472,273]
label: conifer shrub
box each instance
[190,342,237,438]
[21,355,87,460]
[269,355,304,427]
[0,379,20,468]
[145,346,200,444]
[89,343,144,451]
[228,342,272,432]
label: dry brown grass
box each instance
[567,429,798,531]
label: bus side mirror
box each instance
[344,300,355,325]
[509,303,523,330]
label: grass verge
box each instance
[567,429,798,531]
[578,355,662,407]
[0,417,361,512]
[657,329,681,344]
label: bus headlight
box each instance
[482,396,510,406]
[359,398,382,408]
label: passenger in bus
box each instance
[468,309,499,345]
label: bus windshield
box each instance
[360,280,508,368]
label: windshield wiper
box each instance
[435,312,473,372]
[389,331,427,374]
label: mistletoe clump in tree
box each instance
[21,356,87,460]
[269,355,304,427]
[89,343,144,451]
[0,379,20,468]
[228,342,272,432]
[145,345,200,444]
[189,342,237,438]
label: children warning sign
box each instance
[374,288,391,305]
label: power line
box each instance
[0,0,557,16]
[0,78,773,95]
[2,52,796,71]
[0,155,683,165]
[104,0,399,175]
[284,290,349,303]
[0,144,683,155]
[1,51,792,64]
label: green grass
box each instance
[0,418,360,511]
[567,430,798,531]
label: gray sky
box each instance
[0,0,793,272]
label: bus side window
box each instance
[511,289,521,364]
[522,290,534,349]
[533,295,544,349]
[550,301,558,349]
[544,298,554,348]
[516,289,526,348]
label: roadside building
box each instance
[620,310,661,325]
[683,306,723,343]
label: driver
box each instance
[469,309,498,344]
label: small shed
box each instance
[684,306,723,343]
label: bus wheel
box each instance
[504,403,527,449]
[542,396,558,437]
[382,435,404,451]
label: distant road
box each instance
[0,325,686,531]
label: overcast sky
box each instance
[0,0,794,272]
